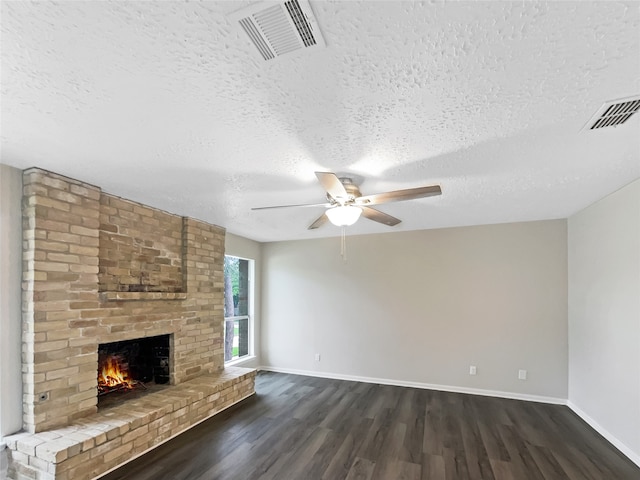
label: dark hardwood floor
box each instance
[101,371,640,480]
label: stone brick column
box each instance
[177,218,225,382]
[22,169,101,433]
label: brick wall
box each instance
[21,168,225,433]
[99,195,183,293]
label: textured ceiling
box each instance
[1,1,639,242]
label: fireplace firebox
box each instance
[97,334,171,407]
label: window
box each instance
[224,255,253,363]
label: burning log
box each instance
[97,353,152,395]
[98,379,147,396]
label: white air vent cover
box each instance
[583,95,640,131]
[229,0,325,61]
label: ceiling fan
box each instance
[252,172,442,230]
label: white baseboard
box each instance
[567,401,640,468]
[258,366,567,405]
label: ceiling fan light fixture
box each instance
[326,205,362,226]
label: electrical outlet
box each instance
[518,369,527,380]
[469,365,477,375]
[315,353,321,362]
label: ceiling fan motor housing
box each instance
[326,177,362,204]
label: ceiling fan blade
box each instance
[315,172,349,201]
[360,206,401,226]
[308,213,328,230]
[252,202,331,211]
[356,185,441,206]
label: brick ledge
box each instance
[100,291,188,302]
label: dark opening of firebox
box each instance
[97,334,171,408]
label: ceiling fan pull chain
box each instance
[341,226,347,262]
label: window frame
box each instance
[223,255,254,365]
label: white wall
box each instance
[225,232,262,368]
[262,220,568,401]
[568,178,640,465]
[0,164,24,443]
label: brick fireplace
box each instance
[7,168,256,479]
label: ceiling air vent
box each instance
[229,0,325,61]
[583,96,640,131]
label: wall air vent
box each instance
[229,0,325,61]
[582,96,640,131]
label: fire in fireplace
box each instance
[99,354,133,393]
[97,334,171,406]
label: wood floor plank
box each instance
[264,426,330,480]
[402,413,425,464]
[459,396,495,479]
[299,429,342,479]
[370,422,407,480]
[498,423,546,480]
[100,372,640,480]
[421,453,445,480]
[443,454,471,480]
[423,392,444,456]
[345,457,375,480]
[396,460,422,480]
[356,407,394,462]
[477,419,511,462]
[321,418,373,480]
[489,459,516,480]
[527,444,570,480]
[194,441,253,480]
